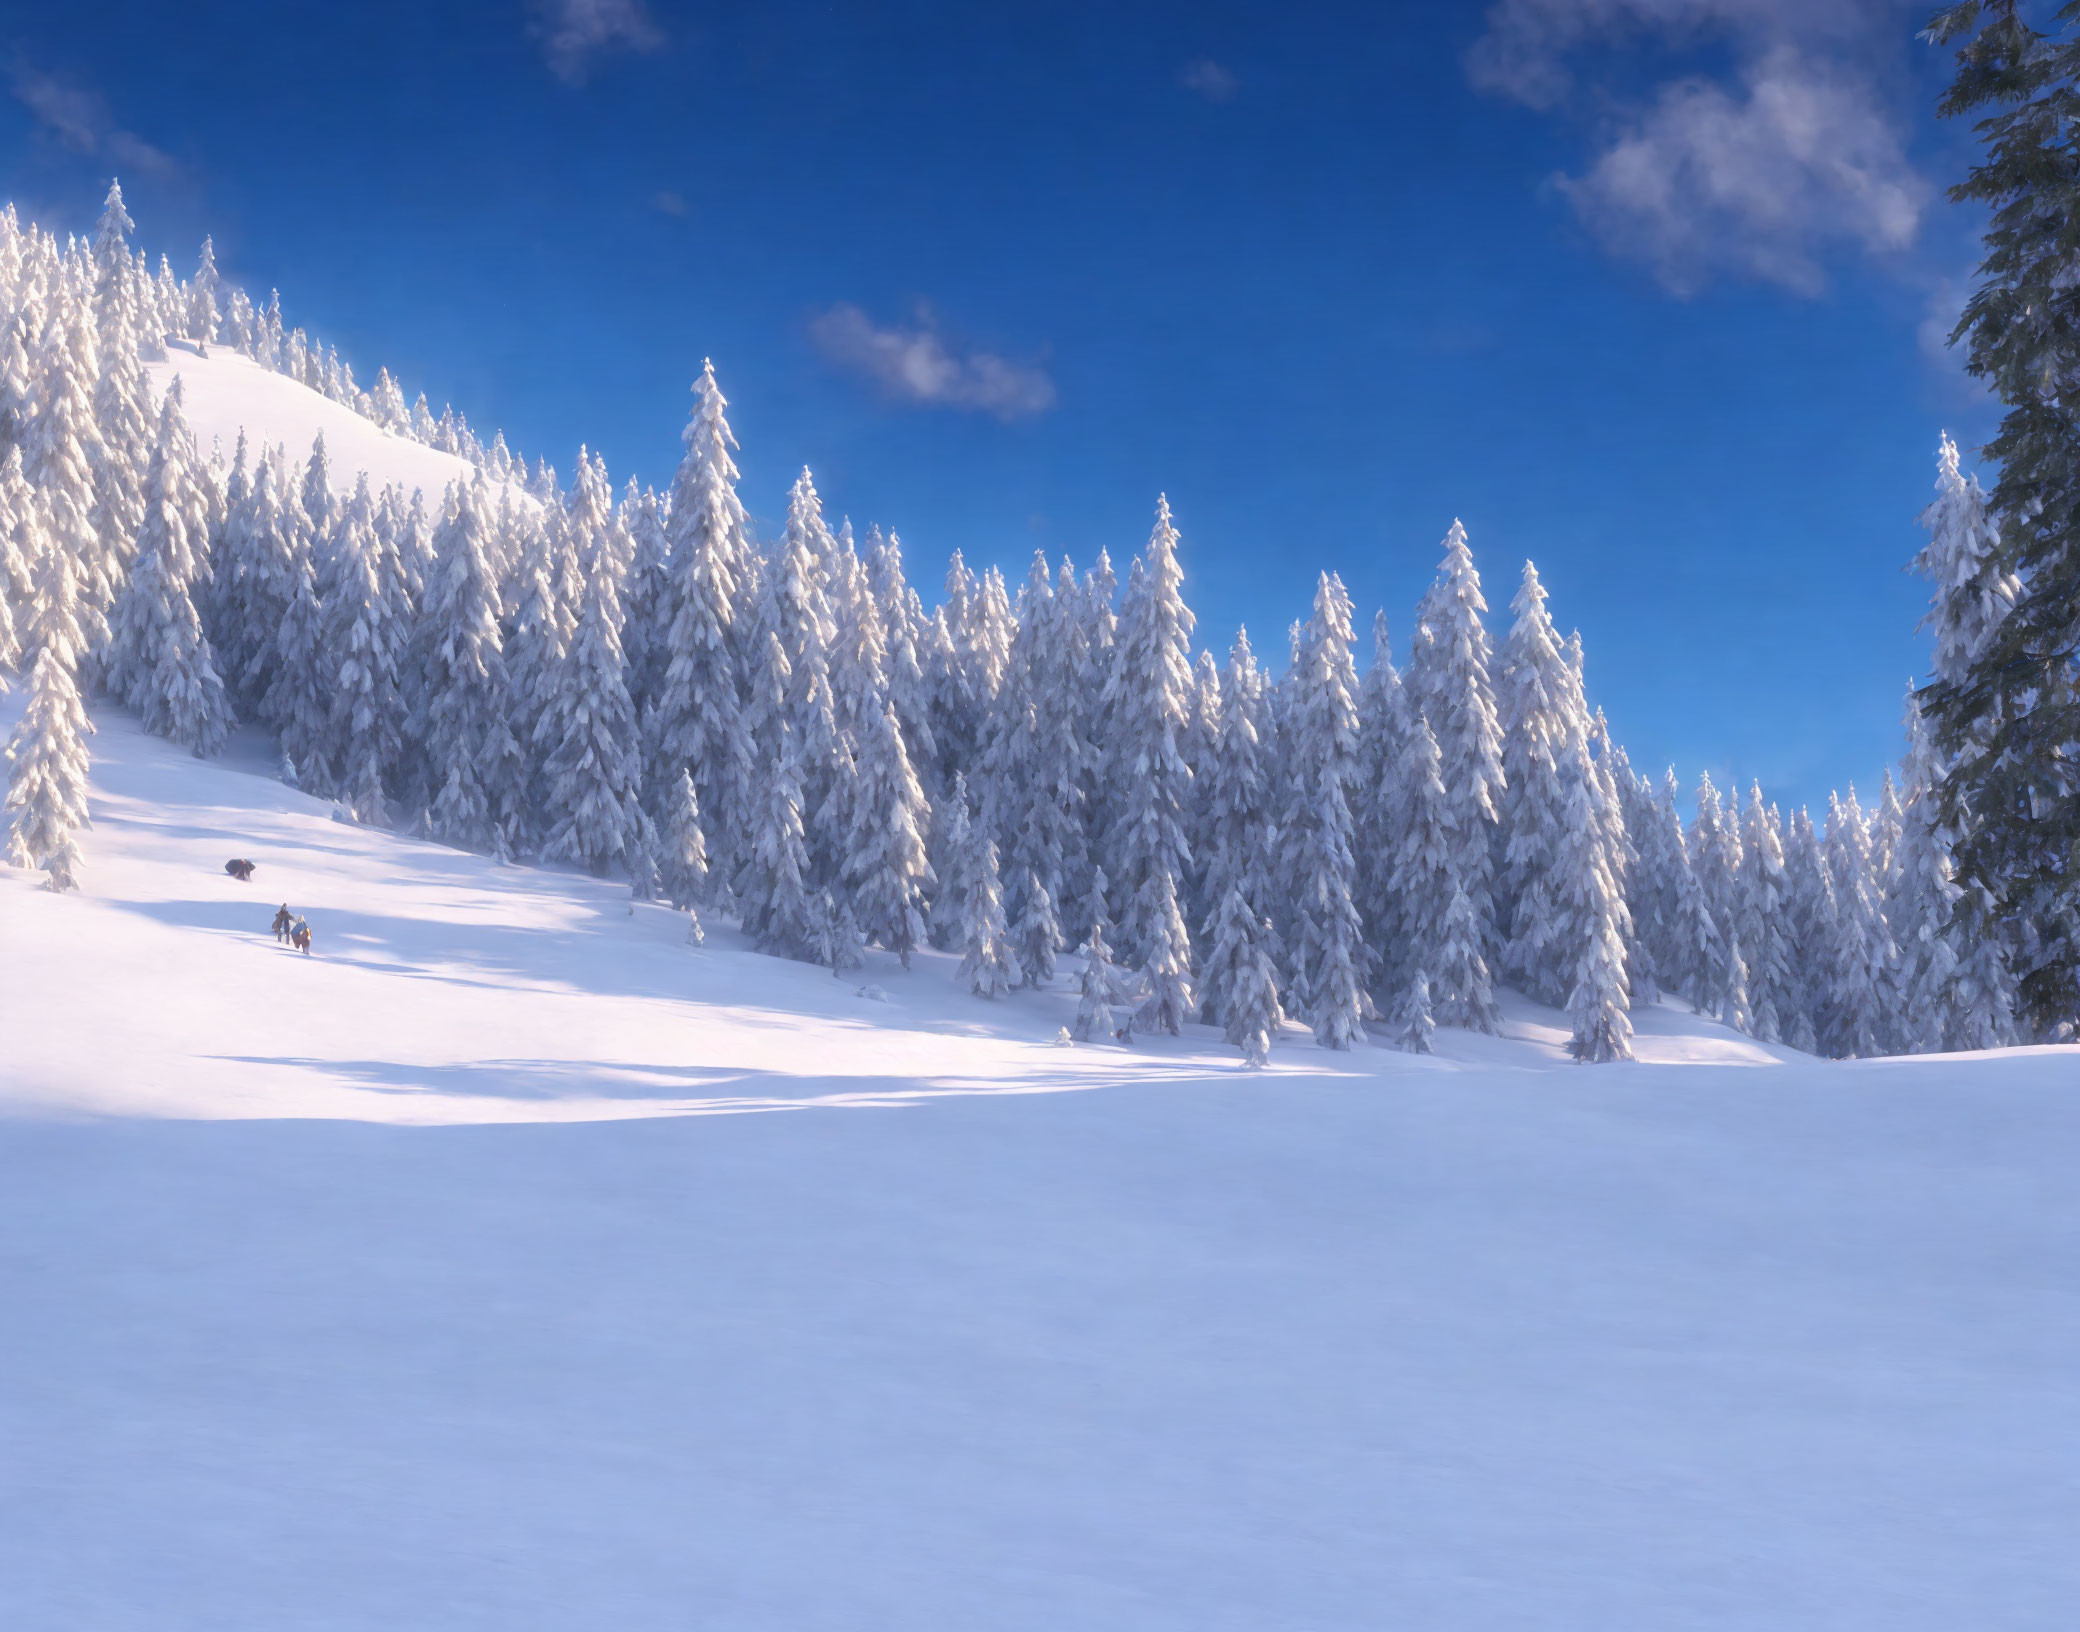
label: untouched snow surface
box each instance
[3,698,2078,1630]
[146,343,496,504]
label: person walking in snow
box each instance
[291,916,312,955]
[272,904,293,943]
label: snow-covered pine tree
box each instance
[1406,520,1505,956]
[1914,432,2017,707]
[741,735,818,959]
[992,551,1084,984]
[658,768,709,933]
[89,180,135,348]
[24,301,109,654]
[187,237,221,344]
[1354,609,1411,995]
[865,528,937,786]
[1106,499,1198,1033]
[1202,883,1283,1066]
[536,458,641,876]
[1198,630,1278,1022]
[416,481,522,852]
[621,481,670,728]
[1391,972,1436,1055]
[1394,715,1501,1032]
[843,697,935,967]
[1735,786,1795,1046]
[1822,787,1895,1059]
[1282,571,1367,1048]
[954,818,1021,999]
[1689,775,1750,1031]
[1891,687,2017,1053]
[1780,806,1836,1053]
[4,506,94,890]
[1182,646,1223,947]
[313,475,405,820]
[1920,10,2080,1029]
[1623,767,1715,1012]
[1555,766,1634,1062]
[0,315,33,464]
[104,389,231,756]
[926,549,980,793]
[88,200,151,600]
[1495,560,1577,1003]
[499,506,564,847]
[1073,869,1137,1042]
[0,447,37,672]
[752,469,842,879]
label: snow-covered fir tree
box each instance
[1555,767,1634,1062]
[1406,520,1505,957]
[24,301,108,654]
[1281,572,1367,1049]
[992,551,1085,984]
[414,482,521,852]
[536,457,641,875]
[952,801,1021,999]
[1495,560,1577,1004]
[1105,498,1196,1033]
[1733,786,1795,1045]
[740,736,817,959]
[842,697,936,967]
[1780,806,1837,1053]
[1891,689,2018,1053]
[1202,883,1282,1066]
[4,511,94,890]
[1073,871,1137,1043]
[501,506,570,833]
[1197,629,1279,1031]
[658,768,709,932]
[1822,788,1893,1059]
[1393,715,1500,1032]
[1689,775,1750,1030]
[1354,609,1411,997]
[316,474,405,821]
[103,389,230,756]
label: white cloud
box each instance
[810,305,1057,421]
[1181,59,1240,103]
[1468,0,1868,107]
[1466,0,1925,294]
[1556,47,1926,294]
[528,0,664,85]
[10,67,177,176]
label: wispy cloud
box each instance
[527,0,664,85]
[652,188,688,217]
[9,65,177,176]
[1181,58,1240,102]
[1466,0,1925,295]
[810,304,1057,421]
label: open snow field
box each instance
[4,698,2078,1629]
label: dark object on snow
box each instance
[272,904,293,943]
[291,917,312,955]
[225,858,257,882]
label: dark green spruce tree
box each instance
[1927,0,2080,1032]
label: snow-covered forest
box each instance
[0,183,2033,1064]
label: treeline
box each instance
[0,184,2031,1063]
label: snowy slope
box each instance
[3,697,2078,1630]
[146,342,497,503]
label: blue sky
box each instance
[0,0,1991,811]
